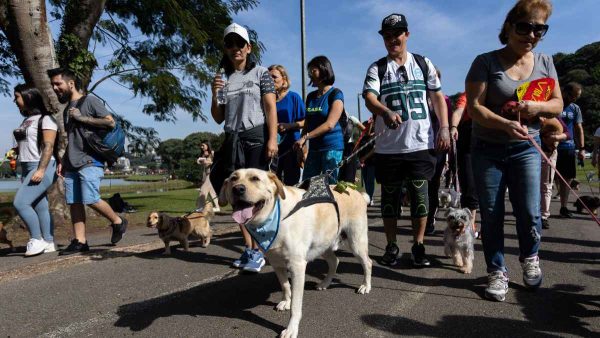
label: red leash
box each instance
[529,136,600,226]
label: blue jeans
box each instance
[303,149,343,184]
[472,137,542,273]
[361,164,376,201]
[13,160,57,241]
[64,166,104,205]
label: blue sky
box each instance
[2,0,600,153]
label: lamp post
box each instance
[357,93,362,121]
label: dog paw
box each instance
[316,281,331,291]
[357,284,371,294]
[460,267,472,274]
[275,300,290,311]
[280,326,298,338]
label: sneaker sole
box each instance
[243,260,266,273]
[232,262,247,268]
[485,290,507,302]
[24,249,45,257]
[523,277,542,289]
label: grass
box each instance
[99,179,193,195]
[575,159,600,191]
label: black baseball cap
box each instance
[378,13,408,35]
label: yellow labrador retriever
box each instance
[219,168,372,338]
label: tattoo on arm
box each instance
[37,141,54,171]
[78,115,116,129]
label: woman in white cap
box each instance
[210,22,278,273]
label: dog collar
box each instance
[245,199,280,252]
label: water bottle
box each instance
[216,68,228,105]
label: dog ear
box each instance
[159,213,168,227]
[218,178,230,207]
[445,207,454,217]
[267,171,286,200]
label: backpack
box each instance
[376,53,429,90]
[327,88,351,142]
[76,96,126,165]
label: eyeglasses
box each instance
[224,37,247,49]
[513,22,549,37]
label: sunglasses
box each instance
[224,36,248,49]
[513,22,549,37]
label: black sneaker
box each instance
[381,242,400,266]
[411,242,431,267]
[110,216,128,244]
[541,218,550,229]
[559,207,573,218]
[58,239,90,256]
[425,224,435,236]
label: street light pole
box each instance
[357,93,362,121]
[300,0,306,100]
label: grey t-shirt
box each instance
[466,51,558,144]
[63,95,110,170]
[223,65,276,133]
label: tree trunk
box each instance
[2,0,69,225]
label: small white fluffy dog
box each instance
[439,190,452,209]
[444,207,475,274]
[219,169,372,338]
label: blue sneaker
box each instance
[243,249,266,273]
[232,248,252,268]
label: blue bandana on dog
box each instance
[245,199,280,252]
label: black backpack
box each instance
[375,53,429,90]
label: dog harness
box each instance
[245,198,281,252]
[282,175,340,223]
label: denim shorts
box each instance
[64,166,104,205]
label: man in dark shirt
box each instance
[48,68,127,255]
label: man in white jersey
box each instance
[363,13,450,267]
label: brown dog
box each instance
[146,199,213,254]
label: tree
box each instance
[0,0,261,223]
[553,41,600,149]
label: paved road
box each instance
[0,192,598,337]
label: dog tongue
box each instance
[232,206,254,224]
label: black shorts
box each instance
[556,148,576,180]
[374,150,436,185]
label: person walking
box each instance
[362,13,450,268]
[210,23,278,273]
[466,0,563,301]
[48,68,128,255]
[197,141,219,212]
[11,84,58,256]
[268,64,306,185]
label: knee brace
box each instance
[380,184,403,218]
[407,179,429,218]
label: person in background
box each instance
[294,55,345,184]
[339,115,366,183]
[449,92,479,237]
[466,0,563,301]
[268,64,306,185]
[210,23,278,273]
[11,84,58,256]
[555,82,584,218]
[359,117,376,206]
[539,117,569,229]
[197,141,219,212]
[425,67,452,235]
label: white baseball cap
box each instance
[223,23,250,44]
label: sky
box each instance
[2,0,600,153]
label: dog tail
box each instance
[361,192,370,205]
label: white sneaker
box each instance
[44,240,56,253]
[25,238,47,257]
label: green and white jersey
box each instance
[363,53,441,154]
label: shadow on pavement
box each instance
[113,270,285,334]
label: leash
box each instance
[327,127,391,178]
[518,112,600,226]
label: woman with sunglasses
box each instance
[11,84,58,256]
[466,0,562,302]
[210,23,278,273]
